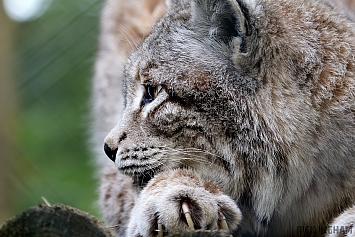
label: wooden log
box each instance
[0,204,113,237]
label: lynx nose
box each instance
[104,143,117,162]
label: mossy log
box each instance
[0,204,113,237]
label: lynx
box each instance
[92,0,355,236]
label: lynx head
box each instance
[102,0,263,192]
[103,0,342,193]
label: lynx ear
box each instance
[165,0,190,10]
[191,0,250,52]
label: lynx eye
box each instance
[142,85,162,105]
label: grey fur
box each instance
[95,0,355,236]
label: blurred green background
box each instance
[0,0,104,223]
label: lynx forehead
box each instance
[94,0,355,236]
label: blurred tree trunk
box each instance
[0,0,16,223]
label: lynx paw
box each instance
[326,205,355,237]
[126,170,242,237]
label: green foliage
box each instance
[10,0,104,218]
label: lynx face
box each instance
[103,0,263,193]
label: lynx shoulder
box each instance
[93,0,355,236]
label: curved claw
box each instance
[157,221,164,237]
[156,202,194,237]
[182,201,195,231]
[218,211,229,231]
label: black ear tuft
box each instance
[191,0,250,50]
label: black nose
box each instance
[104,143,117,162]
